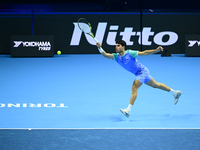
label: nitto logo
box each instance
[188,40,200,47]
[13,41,51,51]
[70,22,178,46]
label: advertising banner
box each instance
[10,35,54,57]
[185,35,200,56]
[34,13,141,54]
[34,12,200,54]
[0,12,200,55]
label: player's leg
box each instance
[145,77,171,92]
[146,78,182,104]
[130,80,143,105]
[120,80,142,117]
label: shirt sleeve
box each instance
[128,50,138,58]
[112,53,118,61]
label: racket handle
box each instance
[93,37,99,43]
[93,37,103,53]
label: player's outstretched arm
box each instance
[138,46,163,56]
[96,42,114,60]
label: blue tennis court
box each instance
[1,54,200,129]
[0,54,200,149]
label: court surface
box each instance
[1,54,200,150]
[0,54,200,129]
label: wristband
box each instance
[98,47,103,53]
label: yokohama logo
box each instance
[13,41,51,51]
[14,41,51,47]
[188,40,200,47]
[70,22,178,46]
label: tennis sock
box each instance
[127,104,133,111]
[170,89,176,95]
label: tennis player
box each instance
[96,40,182,117]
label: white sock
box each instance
[170,89,176,95]
[127,104,133,111]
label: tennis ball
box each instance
[57,51,61,55]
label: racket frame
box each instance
[77,18,98,42]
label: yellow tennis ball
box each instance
[57,51,61,55]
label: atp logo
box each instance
[188,40,200,47]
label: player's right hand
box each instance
[96,42,101,48]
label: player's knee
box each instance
[132,84,140,91]
[132,80,142,91]
[132,86,137,91]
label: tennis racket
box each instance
[77,18,98,42]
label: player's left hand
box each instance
[156,46,163,52]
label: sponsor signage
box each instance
[68,20,179,53]
[11,35,54,57]
[185,35,200,56]
[0,13,199,55]
[48,13,193,54]
[70,23,178,46]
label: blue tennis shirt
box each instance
[112,50,145,75]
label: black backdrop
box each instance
[0,0,200,55]
[1,0,200,10]
[0,12,200,54]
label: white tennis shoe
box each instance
[173,90,182,105]
[120,108,130,117]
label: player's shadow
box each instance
[109,115,127,122]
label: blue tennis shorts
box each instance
[135,67,152,84]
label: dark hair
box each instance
[116,40,126,47]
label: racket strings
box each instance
[78,18,95,38]
[78,23,91,33]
